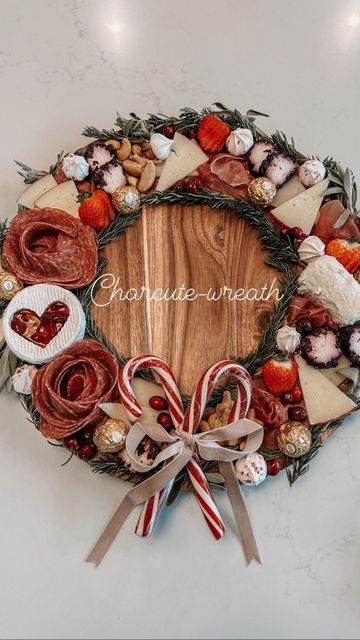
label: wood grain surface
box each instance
[93,204,280,395]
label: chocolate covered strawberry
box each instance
[262,357,298,396]
[197,115,231,153]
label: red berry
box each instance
[281,391,293,404]
[79,426,95,442]
[296,319,313,335]
[149,395,168,411]
[163,125,176,139]
[267,459,281,476]
[78,443,97,461]
[290,226,304,240]
[187,130,197,140]
[157,412,173,430]
[288,406,307,422]
[183,177,201,193]
[63,436,79,451]
[291,386,303,403]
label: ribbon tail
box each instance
[86,449,193,566]
[218,461,262,566]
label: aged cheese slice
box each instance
[99,378,166,426]
[17,174,57,209]
[34,180,80,217]
[320,355,351,386]
[272,175,305,207]
[271,178,329,235]
[157,132,208,191]
[295,355,356,425]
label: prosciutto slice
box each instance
[197,155,251,199]
[313,200,359,245]
[287,295,338,330]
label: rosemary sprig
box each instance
[14,152,66,184]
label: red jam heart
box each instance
[11,301,70,348]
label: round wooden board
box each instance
[93,204,280,395]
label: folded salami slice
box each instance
[31,339,119,438]
[3,208,98,288]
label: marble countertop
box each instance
[1,1,360,638]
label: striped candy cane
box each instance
[118,355,225,539]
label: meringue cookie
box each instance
[226,128,254,157]
[298,160,326,187]
[150,133,174,161]
[62,154,90,181]
[298,235,325,264]
[235,452,267,486]
[276,325,301,353]
[12,364,38,394]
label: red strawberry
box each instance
[325,238,360,274]
[262,357,298,396]
[93,189,117,221]
[197,115,231,153]
[79,192,109,230]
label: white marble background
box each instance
[1,1,360,638]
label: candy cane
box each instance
[118,355,225,539]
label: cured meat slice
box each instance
[2,208,98,288]
[31,339,119,438]
[197,159,249,199]
[287,295,338,330]
[312,200,359,244]
[209,155,252,188]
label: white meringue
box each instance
[234,452,267,486]
[226,128,254,157]
[298,235,325,264]
[276,325,301,353]
[12,364,38,394]
[62,154,90,181]
[150,133,174,161]
[298,160,326,187]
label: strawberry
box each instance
[325,238,360,274]
[262,357,298,396]
[79,191,109,230]
[93,189,117,221]
[197,115,231,153]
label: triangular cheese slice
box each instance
[157,132,208,191]
[271,178,329,235]
[34,180,80,217]
[295,355,356,425]
[320,355,351,386]
[17,174,57,209]
[272,175,305,207]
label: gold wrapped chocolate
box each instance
[277,421,311,458]
[93,418,128,453]
[248,177,277,206]
[0,271,22,301]
[112,185,140,215]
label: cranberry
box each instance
[63,436,79,451]
[267,459,281,476]
[79,426,95,442]
[296,318,313,335]
[157,412,173,430]
[290,226,304,239]
[183,176,201,193]
[291,386,303,403]
[281,391,293,404]
[163,124,176,139]
[288,406,307,422]
[78,443,97,461]
[149,395,168,411]
[187,130,197,140]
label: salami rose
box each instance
[3,208,98,288]
[32,339,119,439]
[251,388,288,430]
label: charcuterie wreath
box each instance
[1,104,360,566]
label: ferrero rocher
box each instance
[277,421,312,458]
[112,185,140,215]
[93,418,128,453]
[248,177,277,207]
[0,271,22,301]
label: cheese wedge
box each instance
[17,174,57,209]
[320,355,351,386]
[271,178,329,235]
[156,132,208,191]
[295,355,356,425]
[34,180,80,217]
[272,175,305,207]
